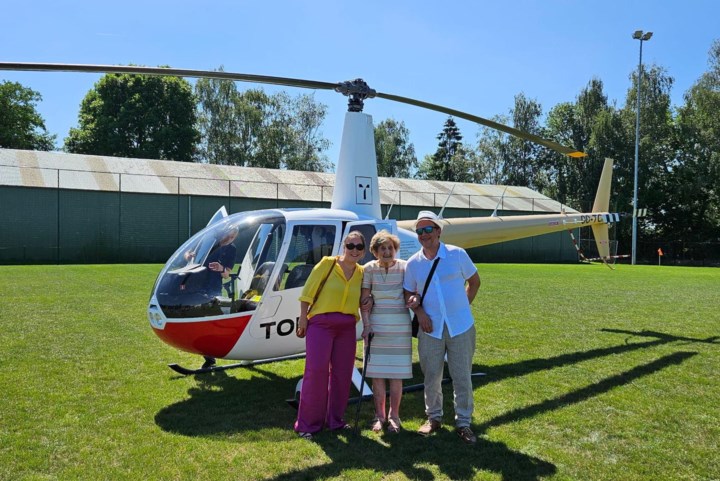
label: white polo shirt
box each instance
[403,242,478,339]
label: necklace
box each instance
[379,260,396,282]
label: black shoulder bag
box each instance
[411,257,440,338]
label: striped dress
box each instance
[362,259,412,379]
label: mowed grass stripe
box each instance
[0,264,717,480]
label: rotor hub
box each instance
[335,79,377,112]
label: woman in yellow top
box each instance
[294,231,366,439]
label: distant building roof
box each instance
[0,148,575,213]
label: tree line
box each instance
[1,42,718,261]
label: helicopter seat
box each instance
[249,262,276,292]
[285,264,315,289]
[248,262,288,293]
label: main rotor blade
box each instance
[0,62,339,91]
[0,62,586,158]
[377,92,586,158]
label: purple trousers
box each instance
[294,312,357,433]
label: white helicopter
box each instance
[0,63,620,389]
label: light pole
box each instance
[631,30,652,265]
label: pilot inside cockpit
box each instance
[183,225,238,296]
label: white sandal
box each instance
[370,417,385,433]
[388,417,402,434]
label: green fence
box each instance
[0,185,579,265]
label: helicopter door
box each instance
[247,222,341,341]
[342,220,396,265]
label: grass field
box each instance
[0,263,718,481]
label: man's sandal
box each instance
[297,431,313,440]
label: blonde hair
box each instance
[369,230,400,256]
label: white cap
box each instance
[414,210,445,230]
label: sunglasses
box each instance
[415,226,437,235]
[345,242,365,251]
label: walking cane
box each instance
[354,332,373,435]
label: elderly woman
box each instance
[360,230,412,434]
[294,230,366,439]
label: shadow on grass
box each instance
[155,331,699,480]
[154,336,673,438]
[601,328,720,345]
[155,365,298,436]
[478,351,697,432]
[262,351,697,481]
[272,431,557,481]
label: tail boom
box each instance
[398,212,618,250]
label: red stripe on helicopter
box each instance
[152,314,252,358]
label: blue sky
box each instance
[2,0,718,167]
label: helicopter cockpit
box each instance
[152,209,357,319]
[154,210,288,319]
[151,206,393,328]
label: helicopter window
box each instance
[165,220,240,275]
[278,224,336,290]
[251,223,285,270]
[155,211,286,319]
[344,223,377,265]
[236,221,286,297]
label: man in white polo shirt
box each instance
[403,210,481,444]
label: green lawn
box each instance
[0,264,717,481]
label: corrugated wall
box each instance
[0,149,580,265]
[0,185,578,264]
[0,186,332,264]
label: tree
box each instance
[283,93,331,172]
[665,40,720,243]
[541,102,576,204]
[418,117,474,182]
[544,79,628,211]
[475,116,508,185]
[195,72,245,164]
[618,64,675,249]
[374,118,417,178]
[0,81,55,150]
[237,89,286,169]
[474,94,547,190]
[503,93,545,190]
[64,70,199,161]
[195,72,331,171]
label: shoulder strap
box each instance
[419,257,440,306]
[309,257,336,312]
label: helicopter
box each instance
[0,63,621,391]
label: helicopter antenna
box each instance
[335,79,377,112]
[491,187,508,217]
[384,190,400,220]
[438,184,457,219]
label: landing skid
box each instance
[347,372,486,404]
[168,353,306,376]
[287,372,486,409]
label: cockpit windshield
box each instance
[154,211,285,319]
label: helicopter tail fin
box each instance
[590,158,614,259]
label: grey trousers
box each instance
[418,324,476,427]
